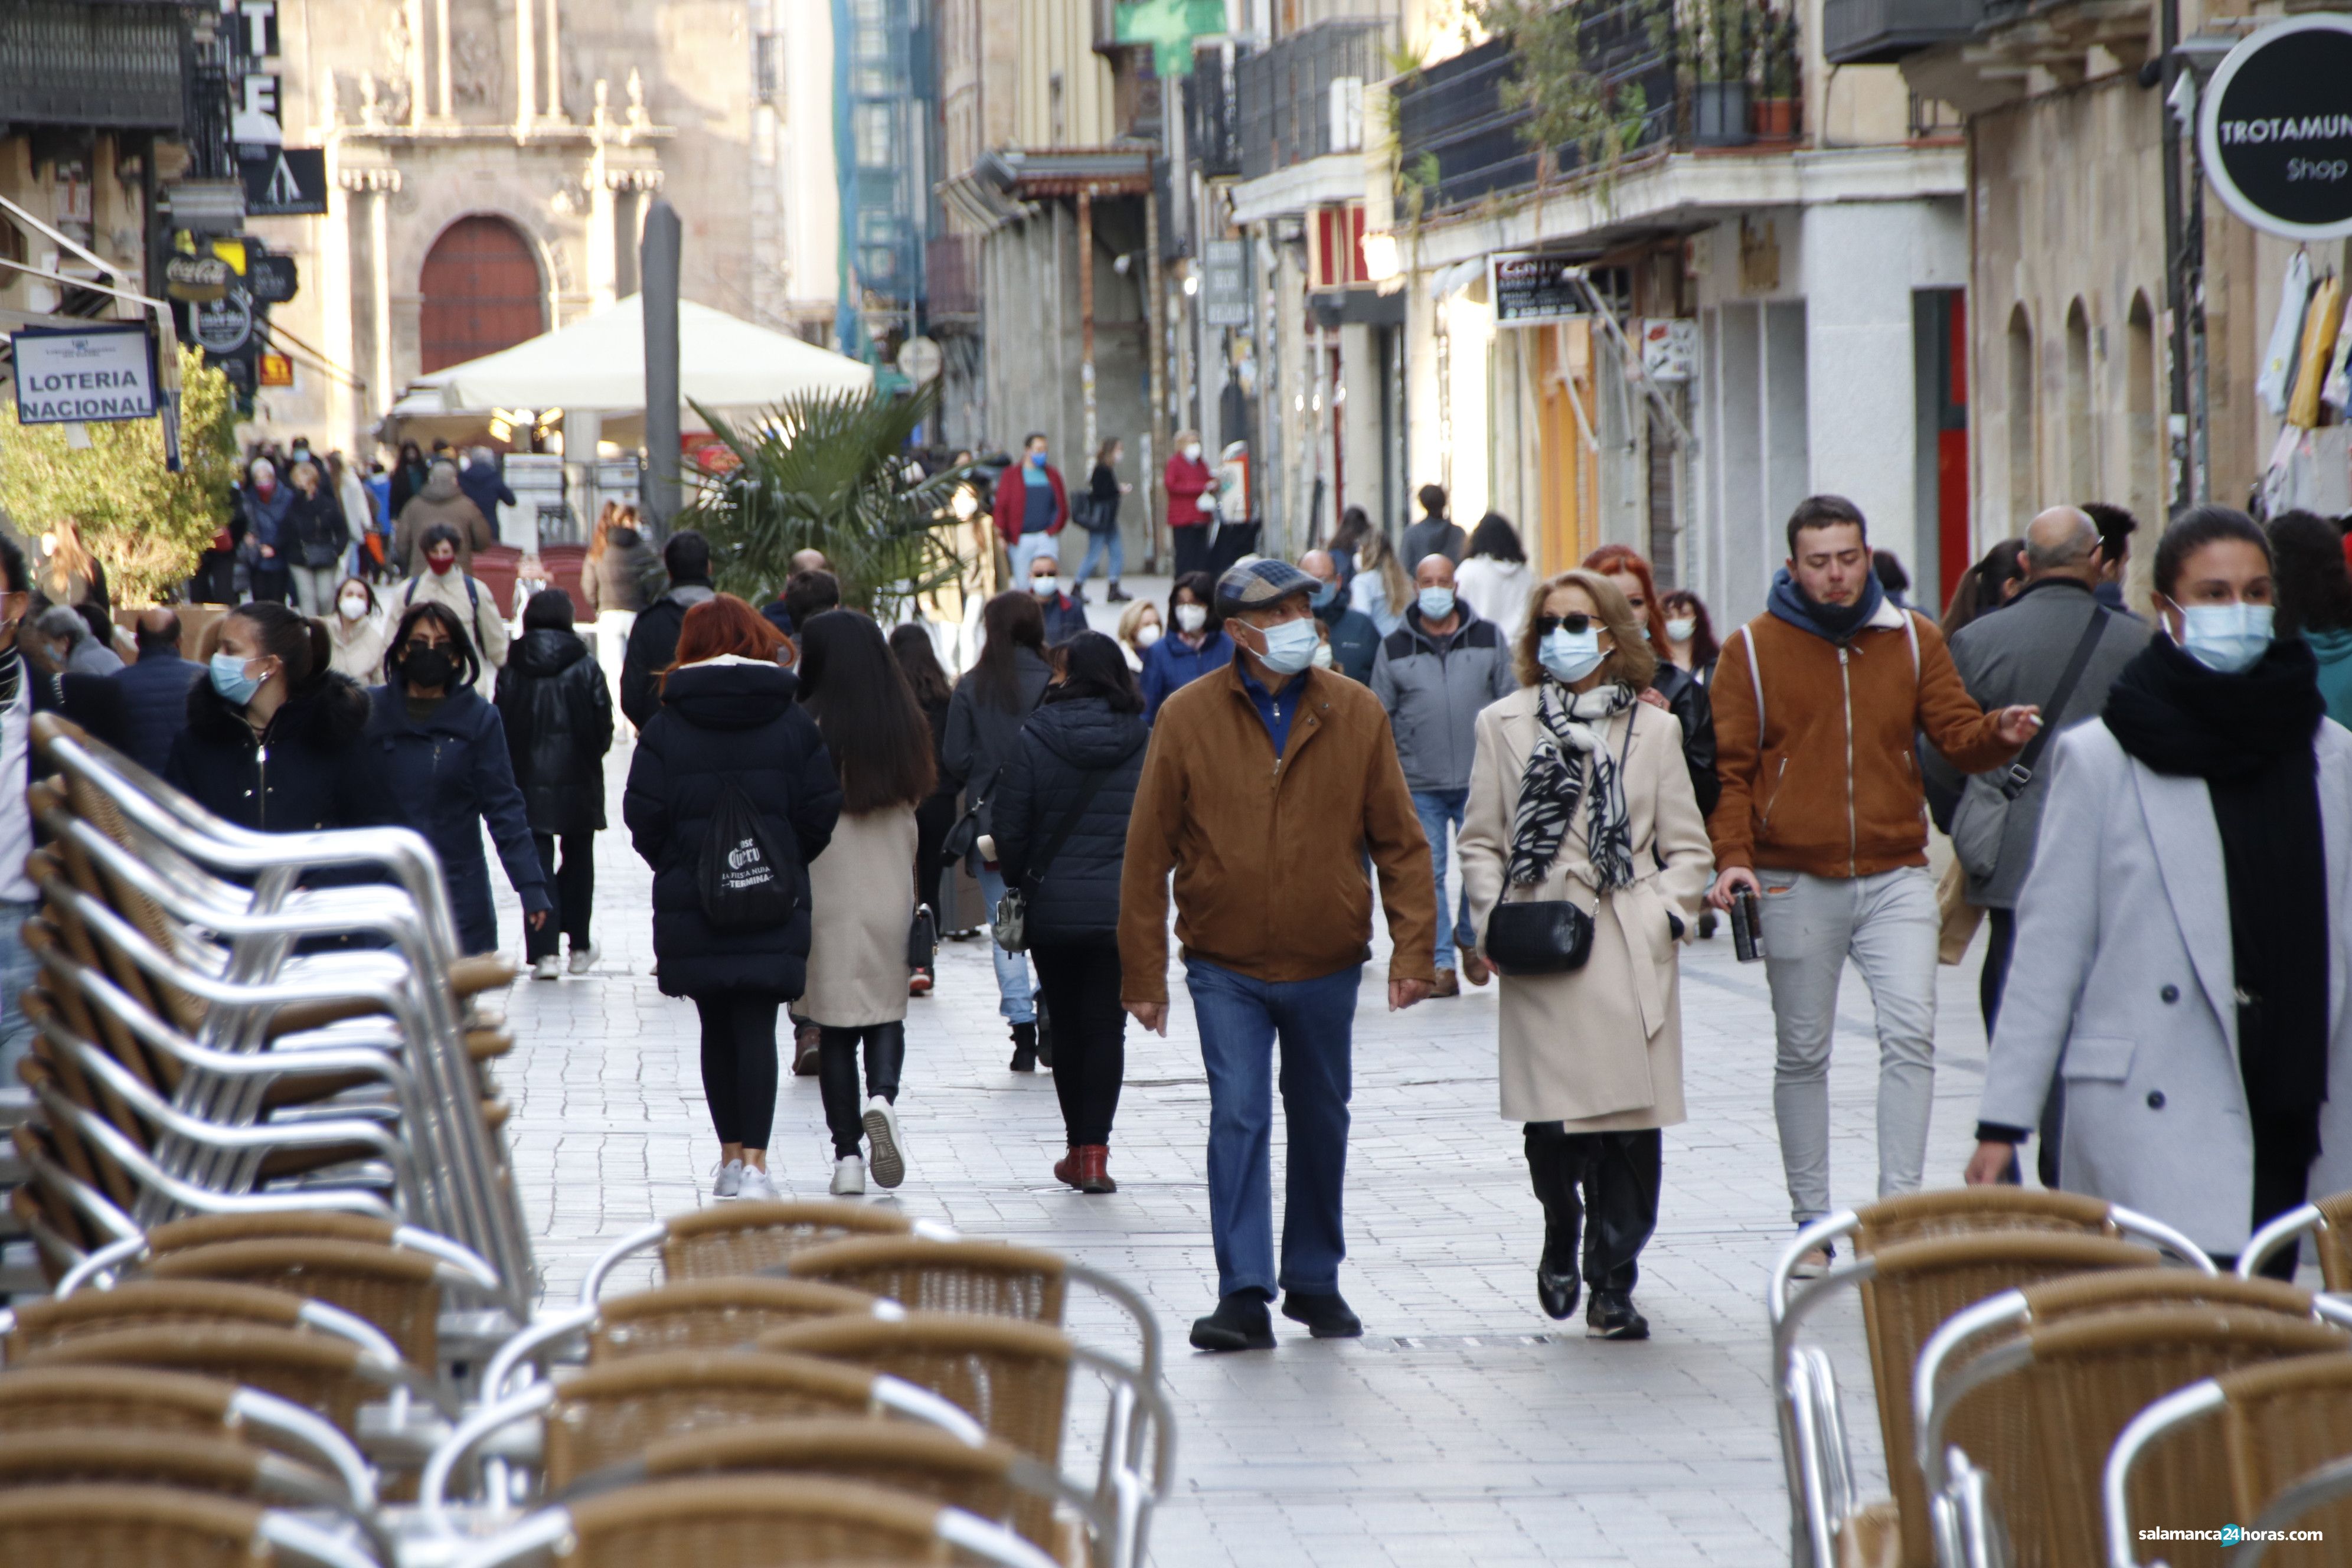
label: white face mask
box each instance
[1133,622,1162,648]
[1311,638,1334,669]
[338,594,370,622]
[1175,603,1207,633]
[1031,575,1059,599]
[2172,600,2275,674]
[1182,442,1203,462]
[1663,616,1697,644]
[1539,625,1607,684]
[1248,616,1321,675]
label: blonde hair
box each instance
[1513,569,1658,691]
[1357,530,1411,618]
[37,517,96,604]
[1116,596,1160,648]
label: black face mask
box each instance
[401,645,456,690]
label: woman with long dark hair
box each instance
[1327,504,1374,585]
[943,590,1054,1064]
[1658,589,1720,684]
[1941,537,2027,637]
[1138,571,1231,723]
[888,621,957,995]
[626,595,841,1201]
[1583,544,1719,819]
[166,600,371,830]
[358,600,550,956]
[2269,509,2352,727]
[497,588,615,981]
[797,609,937,1194]
[992,632,1149,1192]
[1455,512,1533,637]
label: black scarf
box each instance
[2104,635,2330,1166]
[1508,680,1636,889]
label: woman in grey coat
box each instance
[1967,508,2352,1275]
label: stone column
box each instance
[339,165,402,430]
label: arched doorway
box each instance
[419,217,544,373]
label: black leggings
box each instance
[913,795,956,935]
[818,1023,906,1158]
[1030,940,1126,1146]
[695,991,781,1149]
[527,832,594,961]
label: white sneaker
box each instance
[863,1096,905,1190]
[713,1158,743,1198]
[530,955,562,981]
[830,1155,867,1196]
[567,942,600,975]
[739,1164,778,1202]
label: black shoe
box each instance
[1190,1291,1275,1351]
[1107,585,1133,603]
[1009,1021,1038,1073]
[1536,1256,1581,1321]
[1035,1009,1054,1070]
[1586,1288,1649,1340]
[1279,1289,1363,1339]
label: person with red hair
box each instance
[1582,545,1720,818]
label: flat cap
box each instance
[1214,557,1317,614]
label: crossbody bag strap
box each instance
[1023,767,1115,891]
[1737,623,1764,737]
[1997,603,2110,800]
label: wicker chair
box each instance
[0,1481,378,1568]
[12,1320,450,1436]
[59,1209,498,1299]
[577,1201,919,1302]
[140,1237,443,1367]
[779,1238,1069,1325]
[480,1276,889,1400]
[2237,1189,2352,1289]
[1,1278,401,1366]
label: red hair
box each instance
[1582,544,1671,649]
[667,593,788,678]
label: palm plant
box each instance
[678,381,972,621]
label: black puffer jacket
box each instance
[285,485,349,569]
[495,627,614,835]
[1652,661,1721,819]
[991,692,1149,944]
[623,659,843,998]
[165,672,372,831]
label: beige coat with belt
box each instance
[802,802,917,1028]
[1460,690,1714,1129]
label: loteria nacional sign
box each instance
[2200,15,2352,240]
[11,324,160,424]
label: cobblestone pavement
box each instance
[492,628,1995,1567]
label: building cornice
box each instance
[1229,152,1375,226]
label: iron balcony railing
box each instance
[1187,45,1246,178]
[1822,0,1985,64]
[0,0,185,130]
[1236,18,1396,181]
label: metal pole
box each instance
[1146,150,1170,571]
[2160,0,2191,517]
[641,197,681,531]
[1079,187,1097,458]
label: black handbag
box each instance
[939,765,1001,868]
[1482,899,1594,975]
[907,903,938,970]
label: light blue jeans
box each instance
[1410,788,1476,969]
[0,899,40,1090]
[1007,531,1059,586]
[975,863,1037,1024]
[1074,528,1123,586]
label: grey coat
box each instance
[1371,603,1518,793]
[1978,718,2352,1254]
[1930,579,2149,907]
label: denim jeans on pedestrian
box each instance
[0,899,41,1091]
[974,863,1036,1025]
[1410,788,1476,970]
[1753,865,1940,1225]
[1007,531,1058,586]
[1074,528,1123,587]
[1184,957,1361,1301]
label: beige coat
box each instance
[801,803,917,1028]
[1460,689,1714,1129]
[326,608,388,685]
[390,569,508,698]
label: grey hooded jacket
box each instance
[1371,601,1519,793]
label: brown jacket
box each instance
[1119,656,1438,1002]
[1709,599,2015,879]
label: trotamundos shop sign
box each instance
[2200,15,2352,240]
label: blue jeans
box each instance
[1007,531,1058,585]
[1074,528,1123,586]
[0,899,39,1090]
[1184,958,1361,1300]
[1411,788,1476,968]
[975,863,1037,1024]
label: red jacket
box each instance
[1164,453,1213,528]
[992,460,1068,545]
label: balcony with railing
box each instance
[1236,18,1396,182]
[1822,0,1984,64]
[926,234,980,321]
[1186,45,1244,178]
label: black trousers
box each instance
[1982,908,2064,1190]
[912,795,956,939]
[1171,524,1211,579]
[1524,1123,1662,1294]
[695,991,780,1149]
[527,831,594,961]
[1031,939,1126,1146]
[818,1023,906,1158]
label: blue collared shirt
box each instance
[1239,665,1302,756]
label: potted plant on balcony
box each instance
[1689,0,1755,148]
[1751,11,1800,142]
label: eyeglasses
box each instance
[1532,612,1596,636]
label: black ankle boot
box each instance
[1587,1288,1649,1340]
[1009,1021,1038,1072]
[1034,1007,1054,1070]
[1536,1250,1581,1321]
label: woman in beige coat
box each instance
[795,608,936,1196]
[1461,567,1713,1340]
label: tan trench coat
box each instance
[802,803,918,1028]
[1460,690,1714,1129]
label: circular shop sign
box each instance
[2200,14,2352,240]
[192,292,253,355]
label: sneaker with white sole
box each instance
[530,955,562,981]
[739,1165,778,1202]
[863,1096,906,1190]
[712,1158,743,1198]
[830,1154,867,1196]
[567,942,599,976]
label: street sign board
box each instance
[1491,252,1585,326]
[240,148,326,216]
[238,1,279,57]
[165,251,231,302]
[247,251,299,303]
[258,350,293,388]
[895,335,943,383]
[2199,15,2352,240]
[192,291,254,355]
[233,73,282,146]
[10,323,159,424]
[1639,318,1697,382]
[1201,238,1250,328]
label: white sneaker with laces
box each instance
[739,1164,778,1202]
[713,1158,743,1198]
[863,1096,906,1190]
[530,955,562,981]
[830,1155,867,1196]
[567,942,599,975]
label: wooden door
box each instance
[419,217,545,373]
[1536,321,1599,576]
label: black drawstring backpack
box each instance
[698,777,798,929]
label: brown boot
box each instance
[1053,1146,1081,1188]
[791,1023,821,1076]
[1073,1144,1117,1194]
[1459,945,1492,986]
[1430,968,1461,998]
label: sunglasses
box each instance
[1532,612,1597,636]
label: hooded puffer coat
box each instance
[623,658,844,998]
[495,625,615,836]
[165,671,373,832]
[991,691,1150,945]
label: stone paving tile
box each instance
[486,650,1999,1565]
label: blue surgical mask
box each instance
[2175,602,2274,674]
[1308,580,1338,610]
[210,651,264,706]
[1417,586,1457,622]
[1252,616,1321,675]
[1539,626,1606,684]
[1031,575,1060,599]
[1028,451,1047,469]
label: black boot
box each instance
[1524,1123,1585,1321]
[1587,1288,1650,1340]
[1190,1290,1275,1351]
[1009,1021,1038,1073]
[1034,1005,1054,1070]
[1582,1131,1662,1341]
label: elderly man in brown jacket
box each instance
[1122,558,1438,1353]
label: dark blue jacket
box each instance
[113,647,202,776]
[623,659,843,998]
[992,693,1148,946]
[458,457,515,527]
[1139,628,1234,723]
[355,683,549,955]
[165,672,372,832]
[1315,603,1382,685]
[1036,592,1089,646]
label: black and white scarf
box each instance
[1507,679,1636,889]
